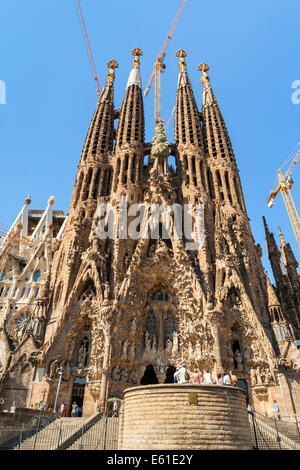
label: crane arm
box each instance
[144,0,187,97]
[267,145,300,207]
[75,0,101,96]
[281,184,300,248]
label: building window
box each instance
[13,288,18,297]
[35,288,40,298]
[33,270,41,282]
[0,269,6,281]
[5,288,9,297]
[20,287,26,297]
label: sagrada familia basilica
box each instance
[0,49,300,417]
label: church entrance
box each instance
[70,377,86,416]
[140,365,158,385]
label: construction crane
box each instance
[75,0,101,96]
[267,143,300,248]
[164,105,176,130]
[144,0,187,126]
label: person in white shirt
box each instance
[175,364,189,384]
[204,370,213,384]
[223,372,232,386]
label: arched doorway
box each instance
[140,365,158,385]
[70,376,86,416]
[164,366,176,384]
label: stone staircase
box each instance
[12,417,88,450]
[249,412,300,450]
[66,417,119,450]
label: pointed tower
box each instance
[70,60,119,217]
[198,63,246,212]
[175,50,214,201]
[266,272,293,341]
[278,226,300,308]
[112,48,145,198]
[43,59,119,337]
[263,217,300,330]
[263,217,286,293]
[110,49,145,288]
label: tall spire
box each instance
[113,49,145,193]
[278,225,299,268]
[81,60,118,162]
[198,63,246,211]
[198,63,235,165]
[175,50,204,151]
[266,272,281,309]
[278,226,300,307]
[115,48,144,150]
[70,59,118,212]
[126,47,142,89]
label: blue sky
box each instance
[0,0,299,277]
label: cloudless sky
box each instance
[0,0,299,278]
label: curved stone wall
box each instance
[118,384,252,450]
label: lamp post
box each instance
[53,368,63,413]
[277,372,289,416]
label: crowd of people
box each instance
[173,364,238,387]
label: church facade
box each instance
[0,49,300,417]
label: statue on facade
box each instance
[122,340,129,359]
[172,332,179,354]
[129,342,135,359]
[120,369,128,383]
[111,364,121,381]
[145,331,151,352]
[77,338,88,367]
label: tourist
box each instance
[204,370,213,384]
[75,405,80,417]
[273,400,281,420]
[175,364,190,384]
[71,401,77,417]
[223,372,232,386]
[39,400,46,411]
[0,397,4,411]
[247,403,254,415]
[230,371,238,387]
[60,402,66,417]
[97,400,104,415]
[216,373,222,385]
[174,367,180,383]
[192,369,201,384]
[113,400,119,417]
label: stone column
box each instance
[210,311,223,374]
[100,329,112,406]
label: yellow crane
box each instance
[267,143,300,248]
[144,0,187,127]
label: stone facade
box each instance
[0,49,300,419]
[118,384,252,450]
